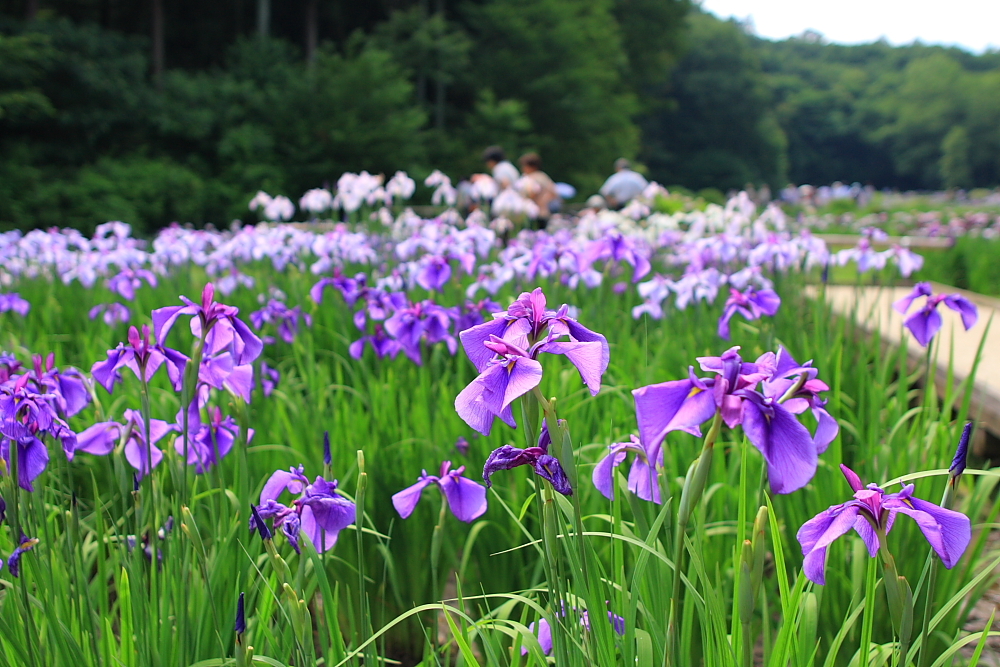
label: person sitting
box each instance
[482,146,520,190]
[599,158,648,209]
[517,152,559,228]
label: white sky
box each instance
[698,0,1000,53]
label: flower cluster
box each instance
[252,465,356,553]
[628,346,836,495]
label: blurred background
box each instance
[1,0,999,234]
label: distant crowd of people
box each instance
[464,146,651,228]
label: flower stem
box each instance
[669,409,722,666]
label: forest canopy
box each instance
[1,0,999,232]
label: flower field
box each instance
[0,175,996,667]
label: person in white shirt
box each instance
[482,146,520,190]
[599,158,648,209]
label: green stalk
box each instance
[668,410,721,666]
[138,370,162,666]
[9,441,38,667]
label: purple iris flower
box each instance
[521,605,626,656]
[254,465,356,553]
[633,346,819,494]
[0,417,49,491]
[893,282,978,347]
[22,353,91,418]
[0,353,23,383]
[250,361,277,398]
[107,267,157,301]
[454,435,470,455]
[0,293,30,317]
[89,302,131,326]
[349,324,401,360]
[91,325,189,394]
[415,255,452,292]
[717,286,781,340]
[454,299,503,336]
[0,373,83,489]
[797,464,971,585]
[592,434,662,504]
[250,298,312,344]
[459,288,609,387]
[392,460,488,523]
[483,420,572,496]
[3,534,39,577]
[311,270,365,306]
[68,421,122,460]
[761,346,839,453]
[152,283,263,365]
[456,289,608,435]
[86,409,177,479]
[384,300,458,365]
[174,404,253,473]
[455,337,543,435]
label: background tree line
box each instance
[1,0,999,233]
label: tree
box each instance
[940,126,972,190]
[463,0,640,192]
[642,11,786,190]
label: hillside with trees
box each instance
[0,1,998,232]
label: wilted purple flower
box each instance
[483,421,572,496]
[3,534,39,577]
[91,325,188,394]
[717,286,781,340]
[392,460,488,522]
[152,283,263,366]
[592,434,662,504]
[893,282,978,347]
[254,465,355,553]
[797,464,971,585]
[89,302,131,326]
[0,293,30,317]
